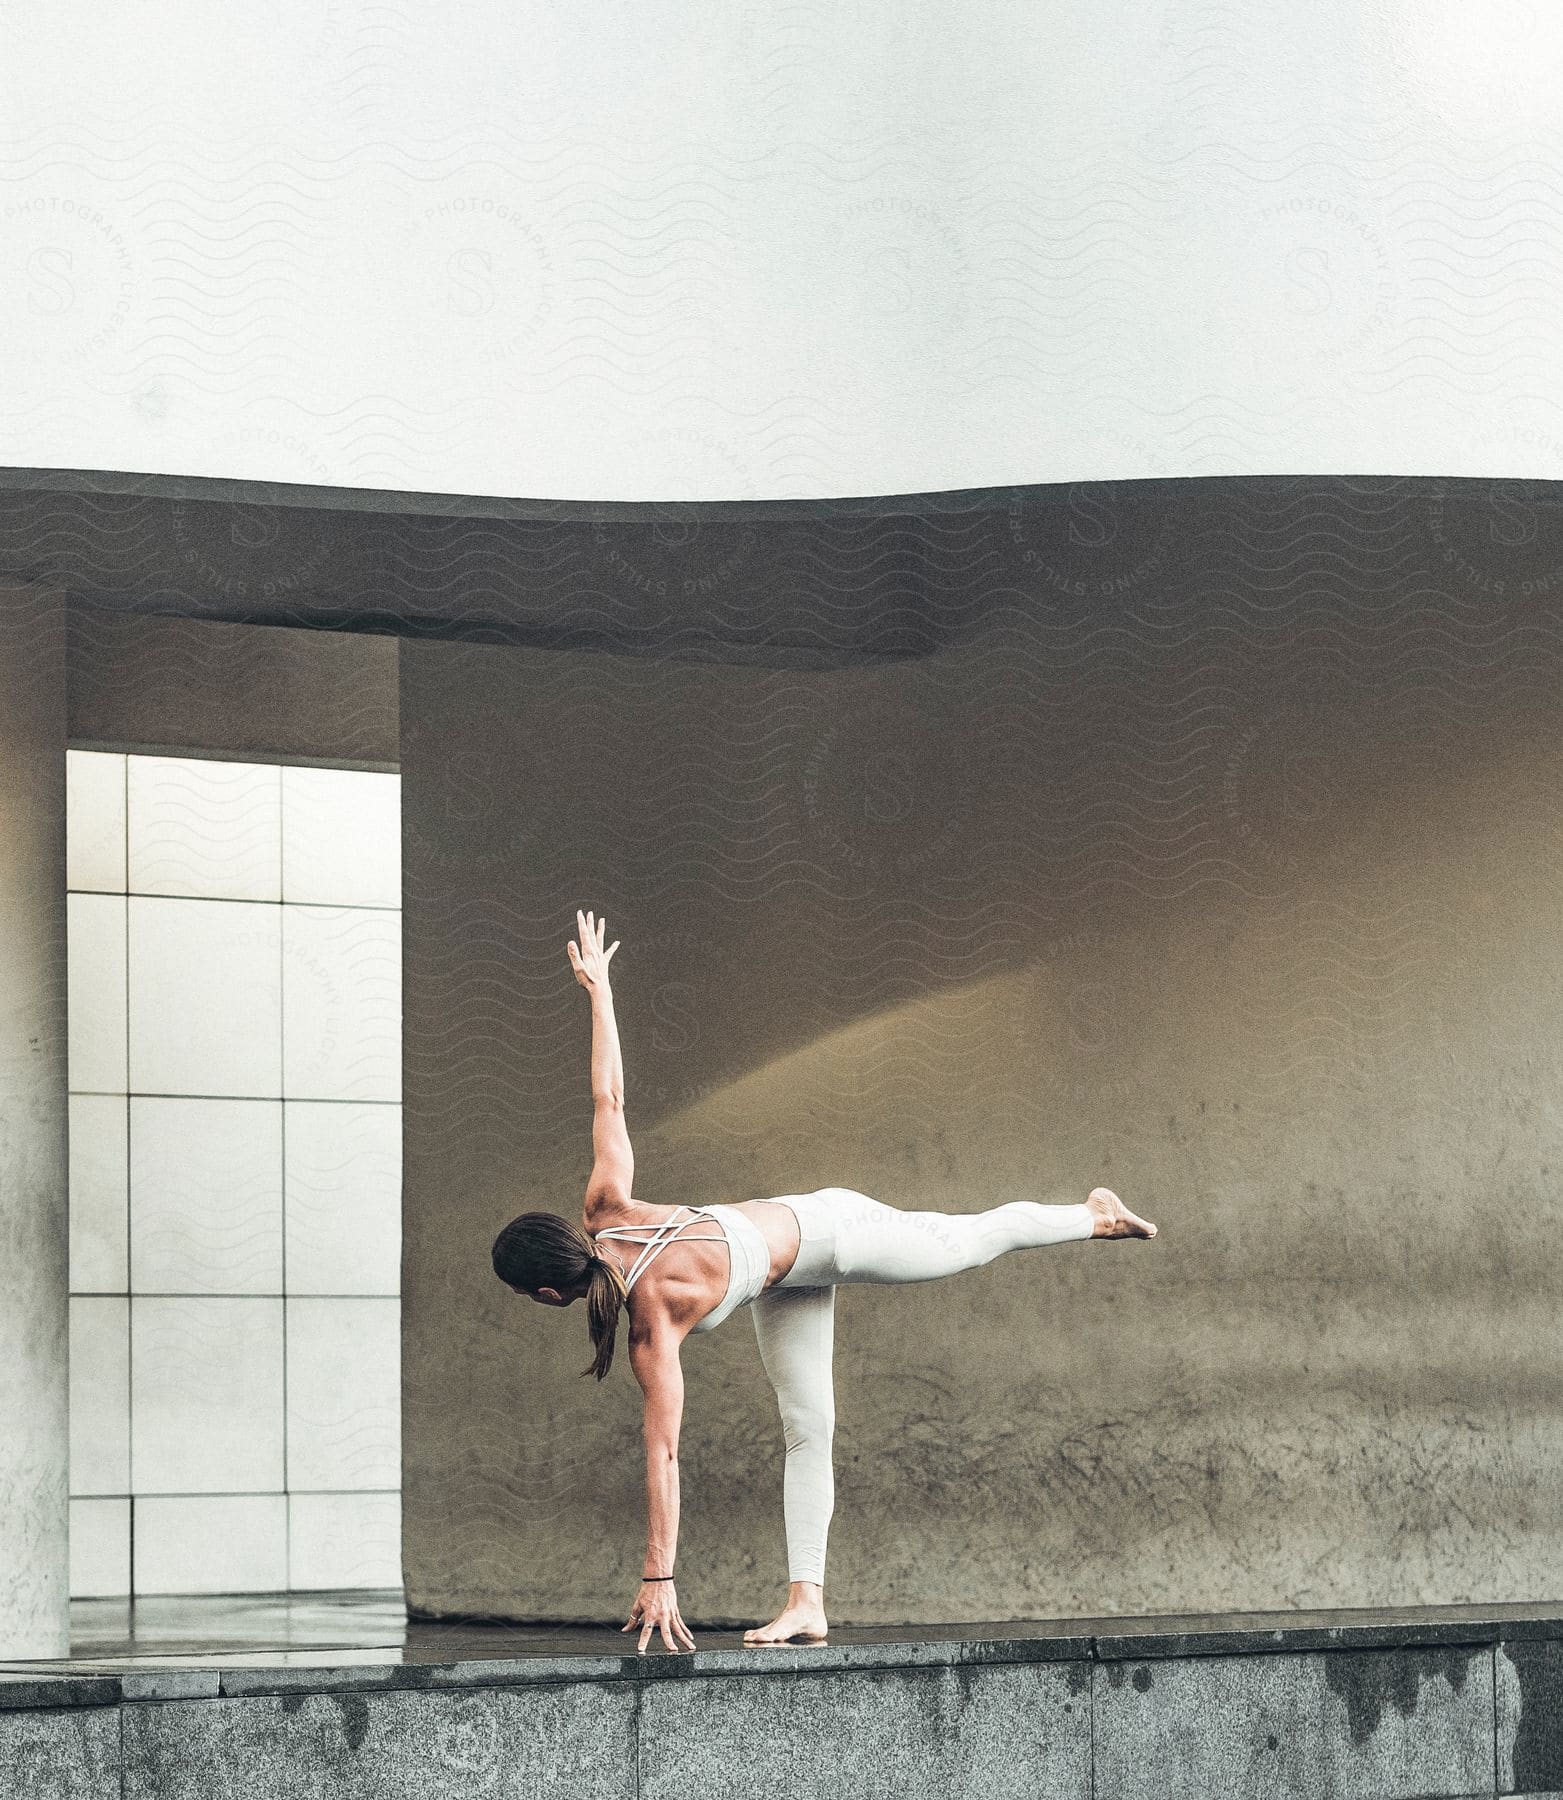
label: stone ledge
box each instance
[0,1673,120,1712]
[1096,1645,1494,1800]
[0,1641,1530,1800]
[4,1601,1563,1707]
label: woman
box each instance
[492,911,1158,1653]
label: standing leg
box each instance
[746,1282,835,1643]
[743,1184,1156,1642]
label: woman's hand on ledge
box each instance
[622,1578,696,1654]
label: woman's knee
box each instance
[780,1399,835,1454]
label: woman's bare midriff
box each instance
[733,1197,803,1289]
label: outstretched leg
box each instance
[747,1282,835,1644]
[843,1193,1094,1279]
[800,1187,1150,1287]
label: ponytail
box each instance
[582,1254,629,1382]
[491,1211,629,1384]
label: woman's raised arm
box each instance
[567,910,634,1207]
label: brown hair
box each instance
[491,1211,629,1381]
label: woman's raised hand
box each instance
[566,909,620,993]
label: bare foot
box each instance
[743,1583,828,1645]
[1086,1185,1157,1239]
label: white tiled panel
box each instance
[65,753,406,1598]
[128,896,282,1098]
[68,1297,129,1495]
[282,767,400,908]
[69,1093,129,1292]
[69,1497,131,1598]
[281,908,401,1102]
[288,1491,402,1590]
[284,1102,401,1296]
[131,1297,284,1493]
[127,756,282,902]
[66,751,126,892]
[134,1495,288,1595]
[131,1098,283,1295]
[286,1298,400,1490]
[67,893,127,1093]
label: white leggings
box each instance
[749,1186,1095,1586]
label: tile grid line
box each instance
[70,1488,401,1502]
[279,761,291,1596]
[72,1293,400,1303]
[71,1092,399,1106]
[74,887,400,914]
[1089,1657,1097,1799]
[1491,1641,1499,1796]
[120,751,134,1602]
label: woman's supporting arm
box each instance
[624,1325,696,1652]
[633,1326,683,1571]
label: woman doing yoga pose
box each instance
[492,912,1158,1652]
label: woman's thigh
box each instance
[821,1189,998,1284]
[751,1282,836,1419]
[783,1186,1067,1288]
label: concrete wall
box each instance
[12,1622,1561,1800]
[401,480,1563,1626]
[0,581,69,1656]
[67,607,397,765]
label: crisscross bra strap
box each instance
[594,1206,726,1292]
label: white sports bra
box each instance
[594,1203,771,1334]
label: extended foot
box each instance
[1086,1186,1157,1239]
[743,1586,828,1645]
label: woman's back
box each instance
[592,1197,801,1331]
[595,1202,721,1288]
